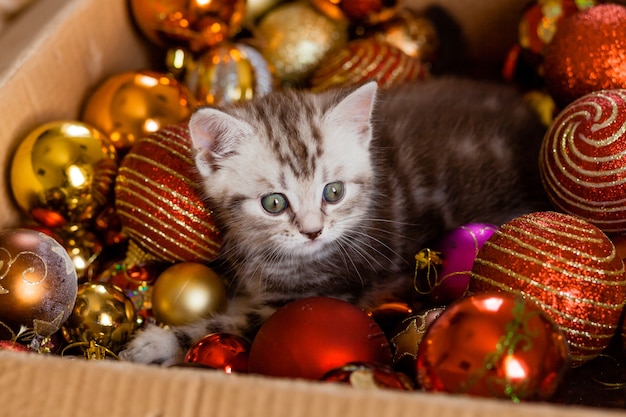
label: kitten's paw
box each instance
[119,325,184,366]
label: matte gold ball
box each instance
[257,2,348,84]
[151,262,228,326]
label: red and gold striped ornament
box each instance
[539,89,626,232]
[115,124,222,264]
[309,39,428,92]
[470,211,626,366]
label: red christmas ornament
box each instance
[184,332,250,373]
[540,89,626,232]
[416,293,570,402]
[309,39,428,92]
[544,4,626,107]
[248,297,393,380]
[470,211,626,366]
[322,362,414,390]
[310,0,400,24]
[518,0,595,55]
[0,340,31,353]
[115,124,222,263]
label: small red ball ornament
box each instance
[248,297,393,380]
[184,332,250,373]
[416,293,570,402]
[470,211,626,366]
[540,89,626,232]
[544,4,626,107]
[115,124,222,263]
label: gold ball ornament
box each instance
[0,228,78,343]
[129,0,246,52]
[10,121,117,229]
[256,2,348,85]
[309,39,429,92]
[81,70,197,152]
[470,211,626,366]
[185,42,274,106]
[151,262,227,327]
[62,282,138,354]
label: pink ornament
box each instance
[430,223,497,304]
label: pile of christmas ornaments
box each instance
[1,0,626,407]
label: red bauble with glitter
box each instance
[309,39,428,92]
[470,211,626,366]
[248,297,393,380]
[544,4,626,107]
[540,89,626,232]
[115,124,222,263]
[184,332,250,373]
[416,293,569,402]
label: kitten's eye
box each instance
[323,181,344,203]
[261,193,289,214]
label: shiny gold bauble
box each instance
[62,282,138,354]
[10,121,117,228]
[129,0,246,51]
[185,42,274,106]
[0,228,78,341]
[257,2,348,85]
[81,70,196,152]
[151,262,228,326]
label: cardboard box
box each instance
[0,0,623,416]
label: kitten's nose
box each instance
[302,229,322,240]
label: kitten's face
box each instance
[189,83,378,260]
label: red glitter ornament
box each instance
[184,332,250,373]
[470,211,626,366]
[248,297,393,380]
[309,39,428,92]
[115,124,222,263]
[544,3,626,107]
[416,293,570,402]
[540,89,626,232]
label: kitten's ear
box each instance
[189,108,254,175]
[326,81,378,146]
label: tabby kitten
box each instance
[120,77,547,365]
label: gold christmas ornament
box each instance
[257,2,348,85]
[10,121,117,229]
[129,0,246,51]
[151,262,228,327]
[62,282,138,354]
[245,0,283,23]
[81,70,197,152]
[186,42,274,106]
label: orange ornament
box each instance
[309,39,428,92]
[115,124,222,264]
[470,211,626,366]
[129,0,246,51]
[544,4,626,107]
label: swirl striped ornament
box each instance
[115,124,222,263]
[309,39,428,92]
[470,211,626,366]
[539,89,626,232]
